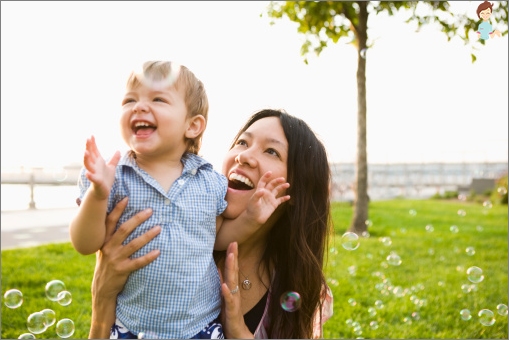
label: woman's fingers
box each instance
[110,207,153,246]
[122,225,161,258]
[104,197,128,242]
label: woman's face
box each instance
[222,116,289,220]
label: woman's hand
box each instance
[219,242,254,339]
[89,197,161,338]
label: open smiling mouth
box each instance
[228,173,254,190]
[132,121,156,136]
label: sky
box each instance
[1,1,508,172]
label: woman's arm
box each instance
[89,197,161,339]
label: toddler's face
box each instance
[120,82,190,159]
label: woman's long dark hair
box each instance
[229,109,332,338]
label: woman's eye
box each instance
[236,139,247,146]
[266,148,280,158]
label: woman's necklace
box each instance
[239,268,252,290]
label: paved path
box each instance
[1,207,78,250]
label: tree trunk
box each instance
[349,1,369,235]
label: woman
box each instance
[89,109,333,338]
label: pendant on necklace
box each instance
[242,279,252,290]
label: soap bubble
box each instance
[465,246,475,256]
[457,209,466,217]
[497,187,507,195]
[41,308,56,327]
[409,209,417,216]
[369,321,379,330]
[4,289,23,308]
[348,298,357,306]
[467,266,484,283]
[496,303,508,316]
[27,311,47,334]
[45,280,66,301]
[56,318,75,338]
[341,232,360,251]
[280,291,301,312]
[18,334,36,339]
[139,61,181,90]
[360,48,367,59]
[375,300,384,309]
[425,224,434,232]
[483,200,493,209]
[450,225,459,233]
[379,237,392,246]
[57,291,72,306]
[387,252,402,266]
[460,309,472,321]
[478,309,495,326]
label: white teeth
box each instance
[228,173,254,188]
[134,121,152,127]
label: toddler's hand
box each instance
[84,135,120,200]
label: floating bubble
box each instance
[387,252,402,266]
[360,48,367,59]
[368,307,377,317]
[409,209,417,216]
[461,283,472,294]
[348,298,357,306]
[341,232,360,251]
[362,231,370,238]
[476,225,484,232]
[457,209,466,217]
[450,225,459,233]
[483,201,493,209]
[56,318,75,338]
[57,291,72,306]
[411,311,420,320]
[379,237,392,247]
[460,309,472,321]
[400,227,407,233]
[497,187,507,195]
[467,266,484,283]
[41,308,56,327]
[393,286,404,298]
[369,321,379,330]
[365,219,373,227]
[139,62,181,90]
[465,246,475,256]
[428,248,435,256]
[348,266,357,276]
[346,318,353,326]
[496,303,508,316]
[4,289,23,308]
[375,300,384,309]
[45,280,66,301]
[27,311,47,334]
[18,334,36,339]
[478,309,495,326]
[458,194,467,201]
[280,291,301,312]
[425,224,434,232]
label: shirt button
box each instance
[190,169,197,175]
[164,198,171,205]
[178,179,185,186]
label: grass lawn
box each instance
[2,199,508,339]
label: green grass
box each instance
[323,199,508,339]
[2,199,507,339]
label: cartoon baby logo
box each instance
[476,1,502,40]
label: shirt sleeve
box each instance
[312,284,334,338]
[214,171,228,216]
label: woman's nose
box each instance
[235,151,257,168]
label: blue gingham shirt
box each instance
[77,152,228,338]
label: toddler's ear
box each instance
[185,115,206,138]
